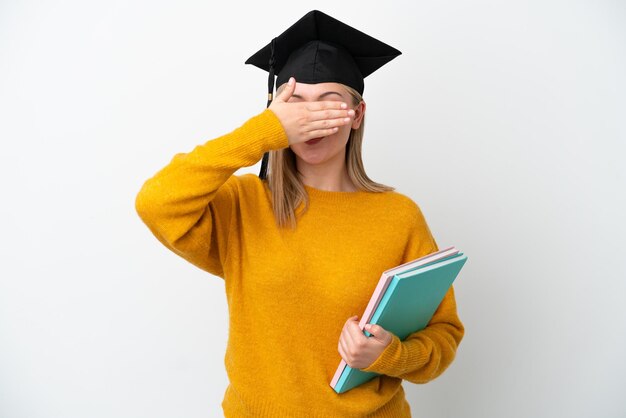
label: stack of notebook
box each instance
[330,245,468,394]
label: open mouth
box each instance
[305,137,324,144]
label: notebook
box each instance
[330,246,468,393]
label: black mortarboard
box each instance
[245,9,402,179]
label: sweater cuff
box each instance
[359,332,429,377]
[360,333,403,375]
[257,108,290,151]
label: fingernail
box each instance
[341,103,347,109]
[288,77,294,85]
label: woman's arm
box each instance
[360,203,465,384]
[134,80,354,278]
[134,109,289,278]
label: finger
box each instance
[340,318,359,349]
[306,100,348,111]
[365,324,389,343]
[342,315,358,332]
[300,126,340,141]
[340,316,358,343]
[338,338,349,363]
[346,318,368,345]
[276,77,296,102]
[339,329,354,359]
[306,108,354,122]
[366,323,385,336]
[301,116,351,133]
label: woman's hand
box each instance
[268,76,355,146]
[338,315,393,370]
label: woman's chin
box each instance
[298,155,328,165]
[291,148,329,165]
[291,141,346,166]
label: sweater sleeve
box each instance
[359,203,465,384]
[134,108,289,278]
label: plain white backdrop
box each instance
[1,1,624,417]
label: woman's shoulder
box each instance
[236,172,266,190]
[378,187,431,226]
[380,187,422,210]
[224,173,271,199]
[212,173,262,203]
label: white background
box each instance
[1,1,624,417]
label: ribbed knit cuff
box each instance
[360,333,403,375]
[255,108,290,151]
[359,333,429,377]
[196,108,289,169]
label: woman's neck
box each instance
[296,156,356,192]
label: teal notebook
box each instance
[332,252,467,393]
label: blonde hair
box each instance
[266,82,395,229]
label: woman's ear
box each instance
[351,100,366,129]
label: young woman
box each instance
[135,10,464,418]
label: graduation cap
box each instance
[245,9,402,179]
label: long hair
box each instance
[266,82,395,229]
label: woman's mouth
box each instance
[305,137,324,145]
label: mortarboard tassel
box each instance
[258,37,277,180]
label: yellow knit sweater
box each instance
[135,108,464,417]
